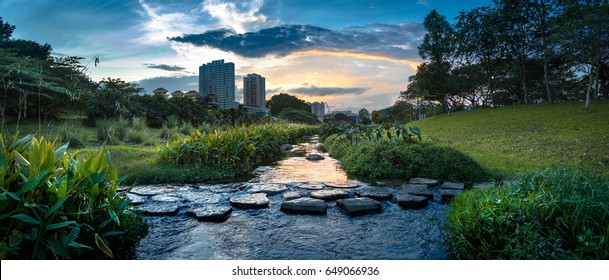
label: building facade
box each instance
[310,102,325,118]
[199,60,235,109]
[243,73,266,109]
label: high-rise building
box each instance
[243,73,266,109]
[199,60,235,109]
[310,102,325,118]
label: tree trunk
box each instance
[594,61,600,100]
[585,65,594,111]
[543,50,552,103]
[519,56,528,104]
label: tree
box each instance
[278,107,320,124]
[0,17,15,41]
[358,108,371,125]
[265,93,310,116]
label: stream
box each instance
[133,137,450,260]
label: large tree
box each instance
[265,93,310,116]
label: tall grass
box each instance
[446,167,609,259]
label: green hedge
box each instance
[324,134,491,185]
[0,135,146,259]
[446,168,609,259]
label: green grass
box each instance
[446,167,609,259]
[409,100,609,176]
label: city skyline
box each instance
[2,0,493,111]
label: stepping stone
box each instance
[324,182,359,189]
[403,184,434,200]
[248,183,289,195]
[397,194,429,209]
[310,189,349,200]
[178,192,223,204]
[294,182,325,190]
[472,182,495,190]
[129,185,170,196]
[376,179,409,187]
[312,143,324,153]
[230,193,269,209]
[210,184,242,193]
[127,193,146,205]
[282,191,305,201]
[336,198,382,216]
[305,154,325,160]
[356,187,393,201]
[409,178,438,186]
[280,144,293,154]
[186,205,232,222]
[150,193,182,203]
[440,182,465,190]
[502,180,519,187]
[441,189,464,203]
[280,198,327,215]
[138,203,179,216]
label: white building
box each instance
[199,60,235,109]
[310,102,325,118]
[243,73,266,109]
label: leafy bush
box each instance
[278,107,320,124]
[54,122,88,148]
[126,128,144,144]
[446,168,609,259]
[0,135,147,259]
[96,118,128,144]
[324,134,491,184]
[158,123,319,176]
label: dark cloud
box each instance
[170,23,424,60]
[266,87,283,94]
[136,75,198,94]
[144,63,186,72]
[289,85,369,96]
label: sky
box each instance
[1,0,493,112]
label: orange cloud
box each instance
[289,50,421,70]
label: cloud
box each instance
[170,23,424,60]
[416,0,430,6]
[144,63,186,71]
[136,75,199,93]
[137,0,201,45]
[288,85,369,96]
[201,0,275,33]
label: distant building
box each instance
[184,90,198,101]
[310,102,325,118]
[170,90,184,98]
[243,73,266,110]
[152,87,168,97]
[199,59,235,109]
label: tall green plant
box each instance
[0,134,146,259]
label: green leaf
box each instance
[9,233,22,247]
[47,196,68,217]
[109,210,120,226]
[101,231,124,238]
[54,143,69,163]
[68,241,93,250]
[48,239,68,258]
[13,134,34,150]
[94,233,113,258]
[13,151,30,166]
[22,170,49,193]
[10,213,40,225]
[46,221,77,230]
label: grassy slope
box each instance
[409,100,609,176]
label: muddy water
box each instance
[134,138,450,260]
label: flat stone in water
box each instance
[138,203,179,216]
[281,198,327,215]
[310,189,349,200]
[409,178,438,186]
[397,195,429,209]
[324,182,359,189]
[248,183,289,195]
[356,187,393,201]
[127,193,146,205]
[305,154,325,161]
[129,185,170,196]
[376,179,409,187]
[294,182,325,190]
[336,197,382,216]
[472,182,495,190]
[440,182,465,190]
[150,193,182,203]
[177,192,223,204]
[186,205,232,222]
[441,189,464,203]
[403,184,434,200]
[230,193,269,209]
[282,191,304,200]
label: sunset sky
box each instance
[2,0,492,111]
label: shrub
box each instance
[130,117,146,131]
[0,135,147,259]
[54,122,88,148]
[446,167,609,259]
[126,128,144,144]
[324,134,491,184]
[96,118,128,144]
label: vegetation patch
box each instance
[324,133,492,185]
[0,135,147,259]
[446,167,609,259]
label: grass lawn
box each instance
[409,100,609,176]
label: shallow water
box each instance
[134,138,450,260]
